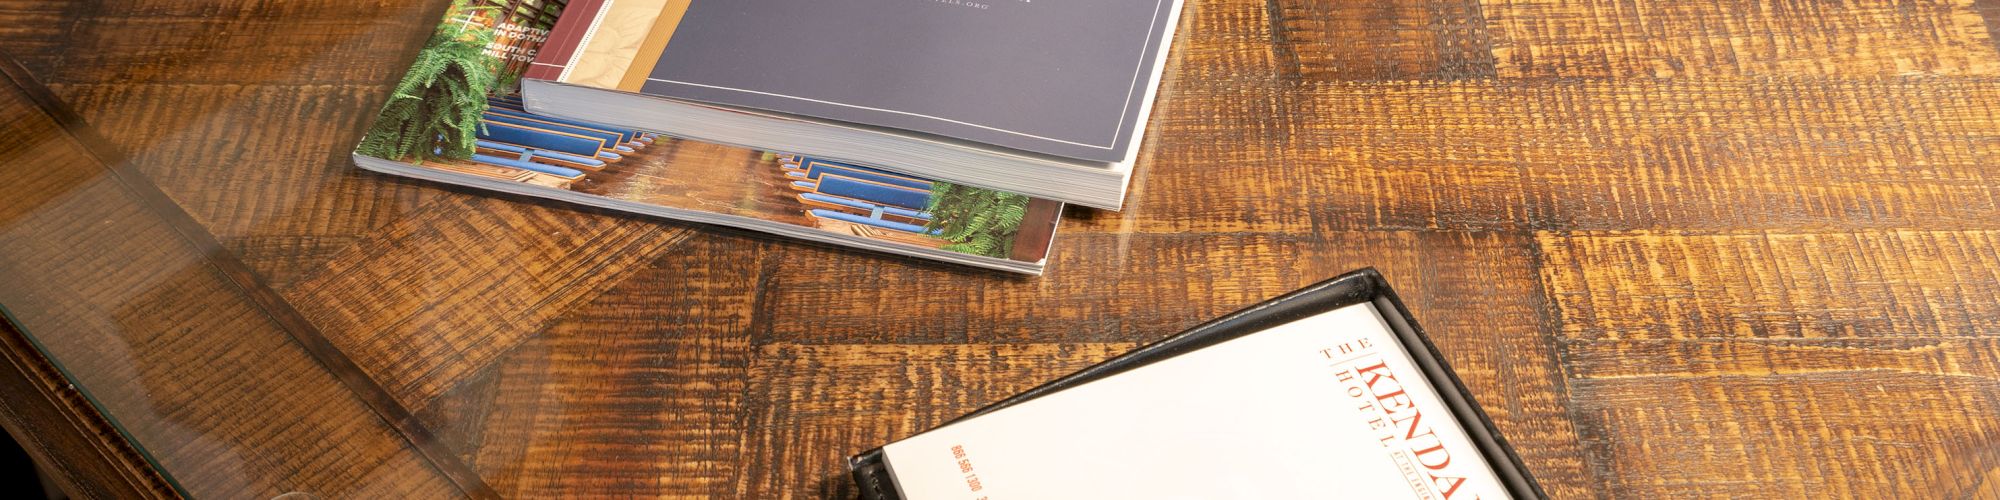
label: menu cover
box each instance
[848,269,1545,499]
[526,0,1181,162]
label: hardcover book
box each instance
[520,0,1187,209]
[351,0,1063,274]
[849,269,1546,499]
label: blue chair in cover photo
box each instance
[793,173,941,230]
[474,140,606,172]
[469,153,586,180]
[475,121,617,166]
[785,160,932,191]
[805,209,941,235]
[800,174,932,211]
[481,113,634,155]
[487,95,653,148]
[797,190,932,227]
[485,107,648,150]
[443,142,585,183]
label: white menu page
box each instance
[880,303,1509,500]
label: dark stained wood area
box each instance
[0,0,1997,498]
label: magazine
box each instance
[351,0,1063,274]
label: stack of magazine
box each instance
[352,0,1185,274]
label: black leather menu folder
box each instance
[847,268,1546,499]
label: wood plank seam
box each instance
[1516,234,1619,500]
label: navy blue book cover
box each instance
[542,0,1183,162]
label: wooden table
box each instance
[2,0,1997,498]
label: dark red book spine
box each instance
[525,0,608,81]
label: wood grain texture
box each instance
[1539,230,2000,497]
[12,0,438,85]
[0,64,466,498]
[1119,77,2000,234]
[418,234,774,498]
[1484,0,2000,77]
[283,195,697,407]
[11,0,452,288]
[1269,0,1497,80]
[2,0,1999,497]
[1538,230,2000,340]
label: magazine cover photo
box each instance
[352,0,1062,271]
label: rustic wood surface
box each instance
[0,0,1997,498]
